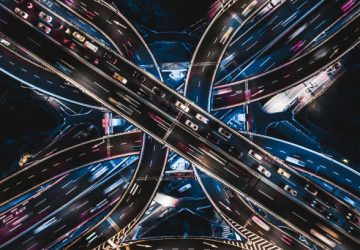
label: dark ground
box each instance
[113,0,215,31]
[0,74,62,177]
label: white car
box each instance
[0,38,10,46]
[304,184,318,196]
[284,185,297,196]
[175,101,189,112]
[277,168,290,179]
[257,165,271,177]
[195,113,209,124]
[248,149,263,161]
[14,7,28,19]
[84,41,98,52]
[185,120,198,131]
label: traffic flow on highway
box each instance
[0,0,359,249]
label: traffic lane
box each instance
[0,132,142,206]
[0,43,99,108]
[1,5,355,240]
[185,64,217,107]
[0,160,134,246]
[68,136,168,249]
[0,161,110,236]
[30,124,99,162]
[5,162,135,250]
[212,13,360,110]
[185,0,269,106]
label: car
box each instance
[175,101,189,112]
[218,127,232,139]
[37,22,51,34]
[39,11,52,23]
[112,72,127,84]
[14,7,28,19]
[284,185,297,196]
[185,120,198,131]
[195,113,209,124]
[72,31,85,42]
[0,38,10,46]
[305,184,318,196]
[277,168,290,179]
[257,165,271,177]
[248,149,263,161]
[84,41,98,52]
[152,86,165,97]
